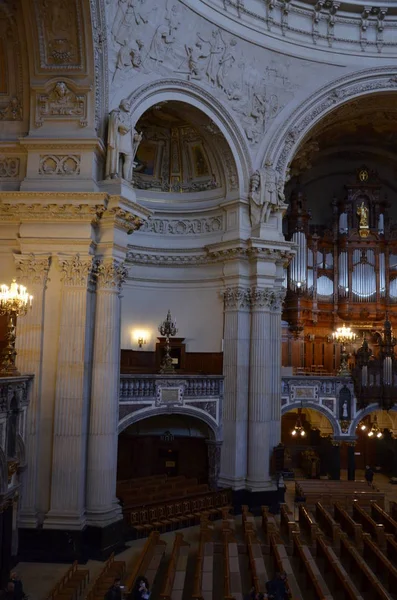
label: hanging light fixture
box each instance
[332,324,356,376]
[291,406,306,437]
[368,415,383,439]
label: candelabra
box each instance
[158,310,178,373]
[332,324,356,376]
[0,280,32,376]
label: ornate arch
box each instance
[118,405,221,441]
[281,401,341,436]
[260,67,397,182]
[118,79,251,196]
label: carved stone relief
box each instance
[39,155,81,176]
[140,215,224,235]
[34,0,84,69]
[249,162,286,227]
[0,157,19,178]
[0,98,22,121]
[35,82,87,127]
[106,0,297,145]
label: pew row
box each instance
[223,531,243,600]
[159,533,190,600]
[124,531,166,593]
[292,532,333,600]
[315,534,363,600]
[48,562,90,600]
[192,527,214,600]
[85,555,125,600]
[269,531,304,600]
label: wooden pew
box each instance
[261,506,279,539]
[86,554,125,600]
[390,500,397,521]
[333,502,363,548]
[159,533,190,600]
[315,534,363,600]
[124,531,166,593]
[223,531,243,600]
[315,503,341,546]
[295,480,385,509]
[280,503,299,541]
[192,527,213,600]
[386,533,397,563]
[339,533,392,600]
[269,531,304,600]
[245,529,269,595]
[352,501,386,548]
[48,562,90,600]
[363,534,397,592]
[292,532,333,600]
[370,501,397,535]
[298,505,320,544]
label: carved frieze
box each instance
[107,207,143,234]
[39,155,81,176]
[0,98,22,121]
[140,216,224,235]
[0,202,106,224]
[35,82,87,128]
[34,0,84,69]
[0,157,19,178]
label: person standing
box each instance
[365,465,374,486]
[104,579,122,600]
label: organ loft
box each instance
[282,166,397,404]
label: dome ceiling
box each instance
[134,101,234,194]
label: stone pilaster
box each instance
[44,254,94,530]
[85,259,127,527]
[246,288,285,491]
[14,253,50,528]
[206,440,222,490]
[219,287,250,490]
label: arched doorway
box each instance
[281,407,340,478]
[117,413,215,484]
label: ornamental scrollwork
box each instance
[14,254,51,287]
[58,254,94,287]
[94,260,128,290]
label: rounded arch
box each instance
[116,79,251,196]
[260,67,397,180]
[349,402,384,436]
[118,405,221,442]
[281,401,341,436]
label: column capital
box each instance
[14,253,51,286]
[94,258,127,291]
[250,286,286,311]
[58,254,94,287]
[223,287,251,311]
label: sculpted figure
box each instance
[249,170,266,227]
[105,99,142,181]
[249,163,284,227]
[357,201,369,228]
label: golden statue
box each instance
[357,201,369,229]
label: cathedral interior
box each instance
[1,0,397,596]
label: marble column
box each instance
[15,254,50,528]
[45,254,94,530]
[246,288,285,491]
[347,442,356,481]
[219,287,250,490]
[206,440,222,490]
[85,259,126,527]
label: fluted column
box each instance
[14,254,50,528]
[246,288,284,491]
[219,287,250,490]
[85,259,126,527]
[45,254,94,530]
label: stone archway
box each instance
[114,79,252,196]
[260,67,397,185]
[282,400,341,436]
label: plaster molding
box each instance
[140,215,224,235]
[0,157,20,179]
[39,155,81,176]
[0,203,106,224]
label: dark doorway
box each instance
[159,448,179,476]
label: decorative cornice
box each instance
[0,203,106,223]
[14,253,51,286]
[140,215,224,235]
[105,207,144,234]
[58,254,94,287]
[94,259,128,290]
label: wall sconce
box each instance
[138,337,146,348]
[132,329,150,350]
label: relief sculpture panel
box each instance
[105,0,317,146]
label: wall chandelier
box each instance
[332,324,356,376]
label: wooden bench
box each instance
[298,505,320,544]
[333,502,363,548]
[159,533,190,600]
[223,531,243,600]
[315,534,363,600]
[292,532,333,600]
[363,534,397,592]
[124,531,166,594]
[352,501,386,548]
[245,529,269,595]
[261,506,279,539]
[339,533,392,600]
[48,562,90,600]
[315,502,341,546]
[280,503,299,541]
[295,480,385,509]
[192,527,213,600]
[386,533,397,563]
[370,501,397,535]
[269,531,304,600]
[86,554,125,600]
